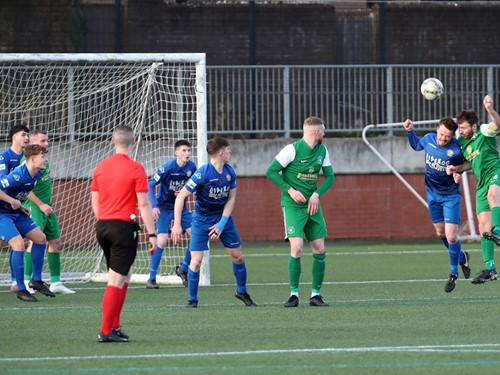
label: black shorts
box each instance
[95,220,139,276]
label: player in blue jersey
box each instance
[146,140,196,289]
[403,118,471,292]
[0,123,29,293]
[171,137,257,308]
[0,144,55,301]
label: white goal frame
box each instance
[0,53,210,286]
[362,120,480,242]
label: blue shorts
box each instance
[189,212,241,251]
[0,212,39,242]
[426,189,461,225]
[157,207,192,234]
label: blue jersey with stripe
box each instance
[185,162,237,216]
[0,164,42,214]
[148,159,197,211]
[0,148,23,177]
[407,131,464,195]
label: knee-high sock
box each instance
[31,243,45,281]
[113,282,128,329]
[9,250,15,282]
[179,247,191,273]
[101,285,122,335]
[187,268,200,301]
[11,250,25,291]
[312,253,326,294]
[481,237,495,270]
[288,256,301,294]
[440,236,449,249]
[48,252,61,282]
[232,262,247,294]
[24,251,32,281]
[148,247,163,280]
[492,207,500,233]
[448,241,460,275]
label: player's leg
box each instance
[186,250,204,308]
[282,206,308,307]
[483,182,500,244]
[444,194,470,283]
[304,206,328,306]
[427,190,449,250]
[97,220,135,343]
[185,215,211,307]
[24,227,54,297]
[221,219,256,307]
[175,210,193,286]
[146,210,170,289]
[23,204,47,294]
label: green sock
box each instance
[24,252,32,281]
[311,253,326,294]
[48,252,61,283]
[481,237,495,270]
[492,207,500,233]
[288,256,301,293]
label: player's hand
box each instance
[148,237,157,255]
[446,165,457,175]
[39,203,53,216]
[403,119,413,131]
[170,223,182,245]
[484,95,493,110]
[307,193,320,216]
[10,199,22,211]
[152,207,160,221]
[208,224,222,240]
[453,172,461,184]
[288,187,307,203]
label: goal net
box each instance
[0,53,208,286]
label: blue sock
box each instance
[149,247,163,280]
[31,243,46,281]
[11,251,25,291]
[9,249,16,283]
[188,268,200,302]
[232,262,247,294]
[449,241,461,276]
[458,250,466,264]
[440,236,449,249]
[179,247,191,273]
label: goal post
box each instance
[0,53,210,286]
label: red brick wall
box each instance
[54,173,478,244]
[232,174,478,241]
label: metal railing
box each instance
[207,64,500,137]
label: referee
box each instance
[90,125,157,343]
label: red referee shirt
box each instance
[90,153,148,221]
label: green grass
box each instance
[1,241,500,374]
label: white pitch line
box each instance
[0,343,499,363]
[211,249,481,258]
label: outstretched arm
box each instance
[484,95,500,133]
[403,119,424,151]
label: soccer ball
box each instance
[420,78,444,101]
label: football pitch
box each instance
[1,240,500,374]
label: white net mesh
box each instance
[0,54,206,285]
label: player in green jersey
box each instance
[447,95,500,283]
[266,116,335,307]
[22,129,75,294]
